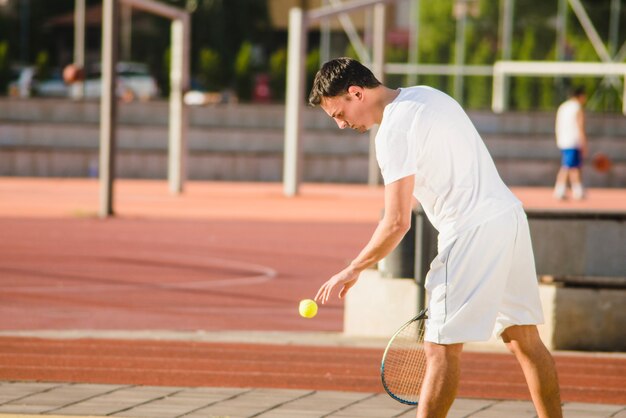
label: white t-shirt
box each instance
[555,99,582,149]
[375,86,520,250]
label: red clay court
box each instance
[0,178,625,405]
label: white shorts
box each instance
[424,205,544,344]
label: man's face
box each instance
[320,87,369,133]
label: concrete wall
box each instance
[384,208,626,282]
[344,269,626,351]
[540,283,626,351]
[528,211,626,278]
[363,209,626,351]
[1,98,625,186]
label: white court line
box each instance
[4,252,277,293]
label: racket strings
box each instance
[382,319,427,404]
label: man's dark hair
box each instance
[308,57,381,107]
[571,86,586,98]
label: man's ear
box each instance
[347,85,364,100]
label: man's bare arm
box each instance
[315,174,415,304]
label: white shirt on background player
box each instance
[375,86,520,252]
[555,98,583,150]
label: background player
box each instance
[554,87,588,200]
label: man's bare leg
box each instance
[502,325,563,418]
[568,168,585,199]
[416,342,463,418]
[554,167,569,199]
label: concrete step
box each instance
[2,98,625,136]
[0,122,367,154]
[469,110,626,137]
[1,98,624,186]
[0,99,336,130]
[2,121,623,161]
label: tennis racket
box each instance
[380,308,428,405]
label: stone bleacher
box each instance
[0,98,624,187]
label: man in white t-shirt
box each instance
[310,58,562,418]
[554,87,587,200]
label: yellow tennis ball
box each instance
[299,299,318,318]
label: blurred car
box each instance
[84,62,160,101]
[8,62,160,101]
[8,66,68,98]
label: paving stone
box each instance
[52,385,179,416]
[0,404,60,414]
[327,393,412,417]
[255,390,370,417]
[563,413,621,418]
[464,409,536,418]
[611,409,626,418]
[0,382,622,418]
[0,383,124,414]
[483,400,537,412]
[116,387,250,418]
[449,398,496,413]
[184,388,313,418]
[562,402,624,414]
[0,382,61,404]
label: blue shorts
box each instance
[561,148,582,168]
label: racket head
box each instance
[380,309,428,405]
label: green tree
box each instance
[161,47,171,95]
[35,50,50,80]
[190,0,270,88]
[198,48,222,91]
[466,38,493,109]
[512,28,536,110]
[386,46,408,89]
[269,48,287,102]
[234,41,254,101]
[0,41,9,95]
[418,0,455,92]
[306,48,321,96]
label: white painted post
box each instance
[498,0,513,111]
[72,0,85,99]
[492,62,504,113]
[283,8,307,197]
[168,16,190,194]
[453,0,468,103]
[99,0,119,217]
[368,2,385,186]
[407,0,420,86]
[623,73,626,115]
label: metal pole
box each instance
[371,3,385,81]
[121,0,187,19]
[608,0,620,58]
[168,16,190,194]
[72,0,85,99]
[500,0,514,61]
[407,0,420,86]
[498,0,514,112]
[283,8,307,197]
[492,61,505,113]
[453,0,467,104]
[368,2,385,186]
[121,4,132,61]
[19,0,29,64]
[99,0,119,218]
[556,0,567,61]
[567,0,611,63]
[320,0,331,64]
[556,0,567,98]
[329,0,371,63]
